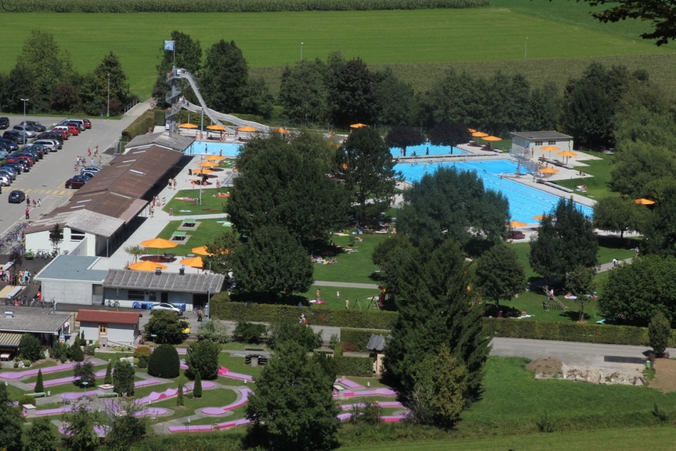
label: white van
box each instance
[51,125,71,135]
[59,119,85,131]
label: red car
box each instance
[83,119,92,129]
[49,128,69,140]
[65,175,88,189]
[7,155,33,166]
[67,125,79,136]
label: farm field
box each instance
[0,7,672,97]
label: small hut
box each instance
[366,334,387,375]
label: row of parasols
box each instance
[127,238,218,272]
[178,123,291,134]
[192,155,227,175]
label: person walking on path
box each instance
[173,179,177,190]
[25,208,30,220]
[37,198,42,208]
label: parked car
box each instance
[2,162,23,174]
[36,134,63,148]
[150,303,183,316]
[0,138,19,152]
[50,126,71,137]
[80,170,97,180]
[0,174,11,187]
[33,140,58,152]
[12,124,37,138]
[59,119,86,131]
[0,169,15,182]
[0,149,8,159]
[83,119,92,129]
[65,175,89,189]
[81,165,102,174]
[0,117,9,130]
[2,130,27,144]
[8,190,25,203]
[19,120,46,132]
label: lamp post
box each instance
[20,98,28,144]
[107,73,110,118]
[524,38,528,60]
[300,42,304,61]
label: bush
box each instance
[137,354,149,369]
[19,395,35,406]
[185,340,221,380]
[73,360,96,388]
[51,341,68,361]
[113,360,136,397]
[177,383,184,407]
[148,344,180,378]
[133,346,152,357]
[649,312,672,356]
[197,320,229,344]
[19,334,42,362]
[70,344,85,362]
[83,345,96,356]
[335,356,373,377]
[145,311,189,345]
[341,328,388,353]
[212,301,397,329]
[104,361,113,385]
[269,322,321,352]
[193,371,202,398]
[233,321,267,344]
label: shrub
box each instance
[113,360,136,397]
[133,346,152,357]
[193,371,202,398]
[233,321,267,344]
[649,312,672,356]
[51,341,68,361]
[335,356,373,377]
[19,334,42,362]
[73,360,96,388]
[269,322,321,352]
[35,369,44,393]
[70,344,85,362]
[197,320,229,344]
[23,360,31,368]
[137,354,149,369]
[148,344,180,378]
[185,340,221,380]
[177,383,184,407]
[19,395,35,406]
[104,361,113,384]
[145,311,189,345]
[83,345,96,356]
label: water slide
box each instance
[171,68,270,132]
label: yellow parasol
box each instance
[472,131,488,138]
[533,215,556,221]
[180,123,198,129]
[192,246,213,256]
[128,261,168,272]
[482,136,502,142]
[540,145,560,152]
[350,123,368,129]
[192,169,214,175]
[558,151,578,157]
[206,125,226,131]
[273,128,291,134]
[509,220,527,228]
[180,256,204,268]
[538,167,559,174]
[206,155,226,161]
[139,237,178,256]
[635,198,656,205]
[198,161,219,168]
[468,128,476,133]
[237,126,257,132]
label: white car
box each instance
[150,303,183,316]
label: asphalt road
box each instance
[0,112,143,239]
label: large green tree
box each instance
[329,57,380,128]
[428,121,471,154]
[397,166,509,247]
[152,30,202,105]
[279,59,330,124]
[377,68,418,126]
[529,198,598,277]
[385,239,490,403]
[24,417,57,451]
[105,403,147,451]
[185,339,221,380]
[227,133,348,248]
[200,39,249,114]
[144,311,189,345]
[384,125,424,157]
[80,52,132,116]
[649,312,672,356]
[0,383,23,451]
[113,359,135,397]
[61,404,103,451]
[232,226,314,301]
[337,127,397,225]
[593,196,646,238]
[526,82,562,131]
[610,140,676,198]
[642,186,676,257]
[246,340,340,451]
[475,243,526,305]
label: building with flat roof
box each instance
[36,255,108,306]
[510,131,574,156]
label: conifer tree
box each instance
[104,360,113,385]
[35,368,44,393]
[177,383,184,407]
[193,371,202,398]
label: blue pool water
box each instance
[389,144,467,157]
[190,142,242,156]
[396,160,593,224]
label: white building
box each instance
[510,131,574,157]
[76,309,141,346]
[36,255,108,306]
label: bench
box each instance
[27,392,46,398]
[96,392,119,398]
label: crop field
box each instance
[0,5,673,97]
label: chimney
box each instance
[155,268,162,275]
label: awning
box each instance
[0,332,24,348]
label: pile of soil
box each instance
[526,358,564,377]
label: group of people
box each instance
[167,178,178,190]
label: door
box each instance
[98,323,107,339]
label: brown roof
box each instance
[126,132,195,152]
[76,309,140,325]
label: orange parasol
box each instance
[540,145,560,152]
[533,215,556,221]
[350,123,368,129]
[192,246,213,256]
[273,128,291,134]
[206,155,226,161]
[472,131,488,138]
[180,256,204,268]
[635,198,656,205]
[237,126,257,132]
[180,123,198,129]
[192,169,214,175]
[538,167,559,174]
[482,136,502,142]
[206,125,226,131]
[128,261,167,272]
[198,161,219,167]
[509,220,527,228]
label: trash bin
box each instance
[169,208,173,216]
[646,360,651,370]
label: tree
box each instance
[35,368,44,393]
[527,82,561,131]
[185,339,221,380]
[428,121,471,155]
[73,360,95,388]
[104,360,113,385]
[205,229,240,277]
[246,340,340,451]
[241,77,275,118]
[649,312,672,356]
[113,359,135,397]
[329,57,380,128]
[337,127,397,225]
[177,383,184,406]
[200,39,249,114]
[144,311,189,344]
[397,166,509,247]
[152,30,202,105]
[279,59,329,124]
[61,403,103,451]
[385,239,490,403]
[80,52,132,116]
[148,344,180,378]
[49,223,63,255]
[123,245,146,264]
[70,342,84,362]
[598,255,676,327]
[105,402,147,451]
[422,68,482,128]
[227,133,348,248]
[19,333,42,362]
[580,0,676,46]
[641,185,676,257]
[0,383,23,451]
[269,322,322,352]
[384,125,424,157]
[565,265,596,321]
[609,141,676,198]
[193,371,203,398]
[232,226,314,301]
[593,196,646,238]
[24,416,57,451]
[529,198,598,278]
[377,68,418,126]
[475,243,526,305]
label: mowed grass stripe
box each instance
[0,9,671,97]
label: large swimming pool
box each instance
[396,160,593,224]
[389,144,467,157]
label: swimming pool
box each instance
[389,144,467,157]
[395,160,593,224]
[189,142,243,157]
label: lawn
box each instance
[150,386,239,423]
[0,8,671,97]
[313,234,387,284]
[162,188,229,217]
[556,151,616,200]
[302,286,380,309]
[218,353,262,380]
[156,219,231,256]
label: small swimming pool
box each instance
[389,144,467,157]
[396,160,593,224]
[189,142,242,157]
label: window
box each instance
[128,290,156,301]
[99,324,107,335]
[70,231,85,242]
[534,141,543,146]
[548,140,556,145]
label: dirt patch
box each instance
[526,358,564,377]
[648,359,676,393]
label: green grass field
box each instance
[0,5,672,97]
[162,187,229,217]
[156,218,231,256]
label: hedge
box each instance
[0,0,489,13]
[119,109,164,144]
[213,301,397,330]
[341,328,389,353]
[335,356,373,377]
